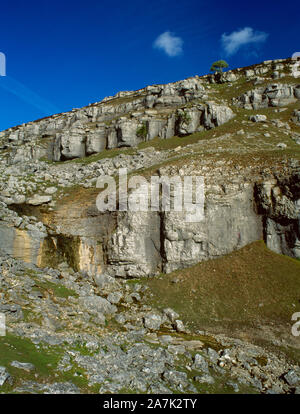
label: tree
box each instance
[210,60,229,73]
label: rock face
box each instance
[0,58,299,165]
[0,76,235,164]
[103,181,263,277]
[161,184,262,274]
[233,84,300,109]
[1,163,297,279]
[100,167,299,277]
[255,173,300,258]
[0,58,300,395]
[0,57,300,278]
[0,218,47,267]
[0,99,234,164]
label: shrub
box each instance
[136,122,148,139]
[177,111,191,125]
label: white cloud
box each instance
[221,27,269,56]
[153,31,183,57]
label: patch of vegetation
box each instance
[0,333,64,392]
[20,269,78,299]
[0,333,103,393]
[177,111,192,125]
[136,122,148,139]
[125,278,142,285]
[32,278,78,299]
[118,387,142,394]
[70,146,136,165]
[144,241,300,349]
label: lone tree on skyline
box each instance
[210,60,229,73]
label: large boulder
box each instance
[27,195,52,205]
[203,103,235,128]
[176,107,202,136]
[143,313,164,331]
[249,115,267,122]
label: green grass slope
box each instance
[145,241,300,359]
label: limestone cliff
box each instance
[0,57,300,278]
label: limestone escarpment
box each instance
[97,162,300,277]
[0,57,300,278]
[1,160,299,279]
[1,58,300,396]
[0,78,234,164]
[0,57,299,165]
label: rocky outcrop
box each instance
[0,58,300,278]
[255,173,300,258]
[0,155,299,278]
[1,100,234,164]
[2,57,299,165]
[206,57,300,84]
[0,202,47,266]
[103,169,300,278]
[292,109,300,125]
[1,57,300,396]
[2,165,298,279]
[0,77,208,163]
[161,183,262,273]
[233,83,300,109]
[102,181,263,277]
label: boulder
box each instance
[107,292,123,304]
[277,142,287,149]
[204,103,235,128]
[143,313,163,331]
[0,366,11,386]
[79,295,117,315]
[163,308,179,323]
[10,361,35,372]
[27,195,52,205]
[283,369,300,386]
[192,354,209,373]
[292,109,300,125]
[249,115,267,122]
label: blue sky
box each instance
[0,0,299,131]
